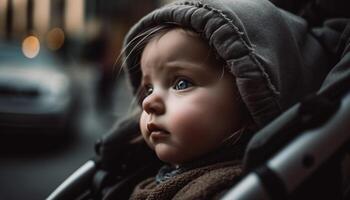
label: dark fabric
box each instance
[244,19,350,170]
[269,0,350,26]
[123,0,333,128]
[129,161,242,200]
[318,20,350,92]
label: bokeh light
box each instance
[22,35,40,58]
[46,27,65,51]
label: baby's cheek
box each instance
[139,112,147,134]
[139,112,153,149]
[169,107,208,138]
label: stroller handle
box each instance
[47,160,97,200]
[222,91,350,199]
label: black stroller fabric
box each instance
[241,18,350,199]
[245,17,350,171]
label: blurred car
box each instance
[0,42,79,150]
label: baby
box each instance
[124,25,252,200]
[138,27,247,166]
[114,0,331,199]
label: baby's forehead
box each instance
[152,27,201,41]
[147,28,204,49]
[141,28,218,67]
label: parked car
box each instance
[0,42,79,151]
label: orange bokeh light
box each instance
[46,27,65,51]
[22,35,40,58]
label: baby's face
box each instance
[139,28,242,166]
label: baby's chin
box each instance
[154,144,186,166]
[154,144,204,166]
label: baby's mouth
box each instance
[147,123,170,138]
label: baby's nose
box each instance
[142,92,165,115]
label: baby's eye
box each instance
[144,84,153,97]
[173,79,193,90]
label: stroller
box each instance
[47,74,350,200]
[47,1,350,199]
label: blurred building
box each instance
[0,0,161,114]
[0,0,159,61]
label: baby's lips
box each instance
[147,122,169,134]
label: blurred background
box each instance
[0,0,174,199]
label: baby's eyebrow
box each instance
[163,61,204,73]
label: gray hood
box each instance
[123,0,332,127]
